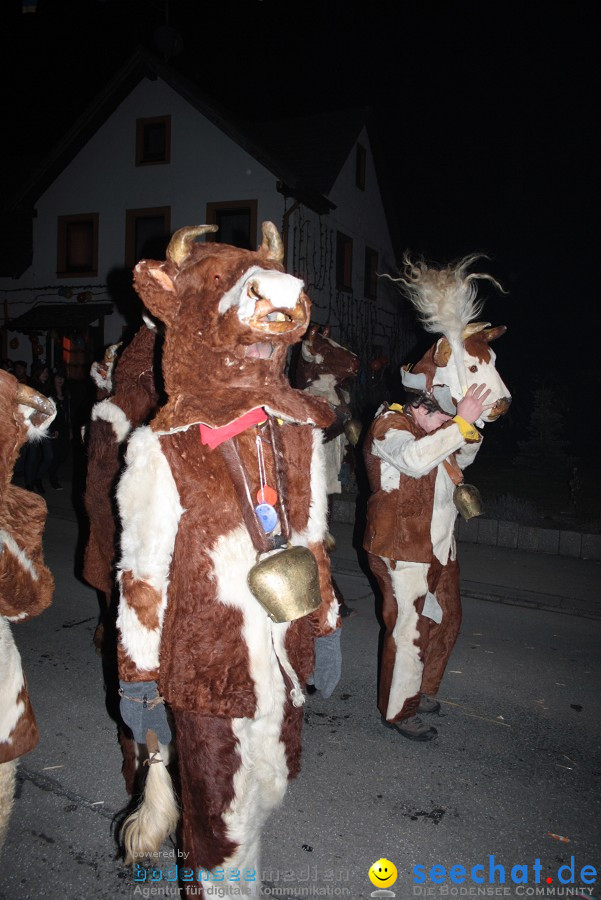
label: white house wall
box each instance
[286,126,410,369]
[2,76,287,351]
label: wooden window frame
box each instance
[336,231,353,293]
[205,199,258,250]
[125,206,171,269]
[57,213,99,278]
[135,115,171,166]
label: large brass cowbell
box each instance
[247,545,322,623]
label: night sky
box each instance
[2,0,597,436]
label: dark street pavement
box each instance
[1,475,600,900]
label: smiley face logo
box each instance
[368,858,398,888]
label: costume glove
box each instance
[310,629,342,699]
[119,680,172,745]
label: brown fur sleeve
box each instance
[307,539,340,637]
[0,486,53,621]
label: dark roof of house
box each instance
[254,109,367,196]
[255,108,402,256]
[6,302,114,333]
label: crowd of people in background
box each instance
[1,358,71,493]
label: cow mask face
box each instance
[134,223,310,377]
[132,223,332,430]
[301,325,360,383]
[414,323,512,424]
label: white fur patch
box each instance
[218,266,304,322]
[0,530,39,586]
[385,560,429,720]
[90,361,113,393]
[91,398,131,443]
[220,711,288,886]
[116,427,184,672]
[373,425,464,479]
[5,612,27,623]
[304,372,338,405]
[18,403,56,441]
[0,617,26,744]
[206,527,299,883]
[431,465,458,565]
[208,525,293,715]
[436,344,510,419]
[322,433,346,495]
[423,590,443,624]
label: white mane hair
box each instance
[387,252,504,391]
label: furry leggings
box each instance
[172,694,303,896]
[368,554,462,722]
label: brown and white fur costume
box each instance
[116,223,338,893]
[293,324,359,496]
[0,370,55,846]
[364,255,511,725]
[83,326,159,635]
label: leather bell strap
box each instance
[443,454,464,486]
[218,419,290,554]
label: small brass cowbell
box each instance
[453,483,484,521]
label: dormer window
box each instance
[355,143,366,190]
[136,116,171,166]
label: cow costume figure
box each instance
[0,370,55,845]
[293,325,360,619]
[116,223,339,891]
[293,324,360,498]
[83,325,159,656]
[363,254,511,741]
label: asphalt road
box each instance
[1,514,600,900]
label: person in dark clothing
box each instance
[48,368,71,490]
[24,362,53,493]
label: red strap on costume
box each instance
[199,407,267,449]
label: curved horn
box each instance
[166,225,219,266]
[481,325,507,343]
[432,336,452,367]
[462,321,491,340]
[16,383,56,426]
[103,342,122,363]
[260,222,284,263]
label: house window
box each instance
[364,247,378,299]
[206,200,257,250]
[355,143,366,190]
[336,232,353,292]
[135,116,171,166]
[57,213,99,277]
[205,200,258,250]
[125,207,171,268]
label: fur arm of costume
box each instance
[116,426,184,682]
[0,486,54,622]
[455,437,482,470]
[372,418,472,478]
[291,428,340,636]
